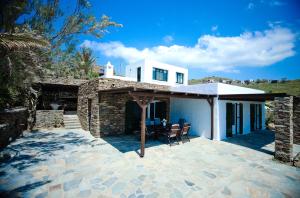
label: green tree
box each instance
[0,0,121,109]
[0,0,121,130]
[74,47,98,79]
[23,0,122,78]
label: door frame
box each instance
[227,102,243,137]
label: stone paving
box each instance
[0,129,299,198]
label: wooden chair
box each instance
[145,125,155,139]
[166,124,181,146]
[180,123,191,143]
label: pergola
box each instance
[99,87,216,157]
[99,87,287,157]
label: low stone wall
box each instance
[293,96,300,145]
[35,110,64,129]
[0,107,28,148]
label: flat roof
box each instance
[171,83,265,95]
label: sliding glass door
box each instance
[250,104,262,131]
[226,103,243,137]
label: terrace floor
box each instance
[0,129,299,198]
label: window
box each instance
[152,67,168,81]
[137,67,141,82]
[176,72,184,84]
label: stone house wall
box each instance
[99,93,130,136]
[77,78,170,137]
[99,92,170,136]
[35,110,64,129]
[0,108,28,148]
[77,79,100,137]
[293,96,300,145]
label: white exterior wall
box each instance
[125,59,188,86]
[170,98,266,141]
[170,98,211,139]
[216,100,266,140]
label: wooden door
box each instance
[239,103,243,134]
[125,101,141,134]
[250,104,255,131]
[258,104,262,130]
[226,103,233,137]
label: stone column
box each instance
[293,96,300,145]
[274,96,293,163]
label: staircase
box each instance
[63,114,82,129]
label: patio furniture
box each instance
[154,118,161,125]
[146,125,156,139]
[146,118,151,126]
[180,123,191,143]
[178,118,186,129]
[164,124,181,146]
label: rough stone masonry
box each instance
[274,96,294,163]
[77,78,169,137]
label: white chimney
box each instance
[104,61,114,78]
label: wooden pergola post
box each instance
[140,105,147,157]
[129,92,153,157]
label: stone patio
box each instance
[0,129,299,198]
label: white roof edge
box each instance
[170,82,265,95]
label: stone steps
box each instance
[63,115,82,129]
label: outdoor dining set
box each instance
[138,118,191,146]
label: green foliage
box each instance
[242,80,300,96]
[24,0,122,79]
[0,32,49,51]
[74,47,96,78]
[0,0,121,109]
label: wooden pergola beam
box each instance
[129,92,154,157]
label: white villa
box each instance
[98,59,267,141]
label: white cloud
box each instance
[269,0,285,6]
[82,27,296,72]
[211,25,218,32]
[247,0,285,9]
[247,2,255,9]
[163,35,174,44]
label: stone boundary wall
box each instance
[274,96,294,163]
[293,96,300,145]
[0,108,28,148]
[77,78,170,137]
[35,110,64,129]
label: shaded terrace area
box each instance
[99,87,216,157]
[223,130,275,155]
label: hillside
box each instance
[242,80,300,96]
[189,76,231,84]
[188,77,300,96]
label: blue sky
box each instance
[81,0,300,80]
